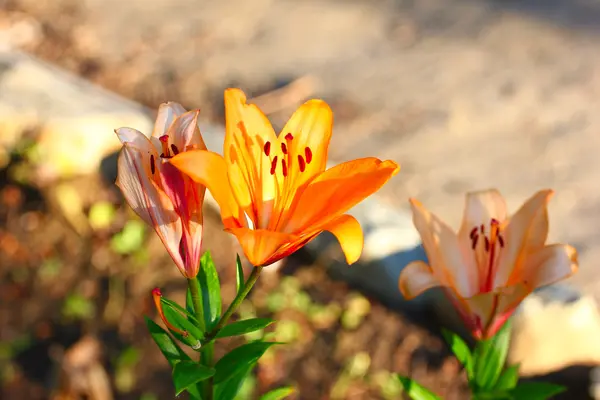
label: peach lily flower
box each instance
[170,88,399,267]
[399,189,578,339]
[115,103,206,278]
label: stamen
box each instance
[298,155,306,172]
[282,159,288,177]
[270,156,278,175]
[498,235,505,248]
[281,142,288,154]
[264,141,271,156]
[469,227,478,239]
[471,234,479,249]
[285,133,294,141]
[305,147,313,164]
[159,135,171,158]
[150,154,156,174]
[480,224,485,234]
[484,237,490,252]
[170,144,180,155]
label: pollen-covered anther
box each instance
[281,142,288,154]
[270,156,278,175]
[264,141,271,156]
[305,147,313,164]
[298,155,306,172]
[170,144,180,155]
[282,159,288,177]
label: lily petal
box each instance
[494,189,553,287]
[116,127,153,149]
[152,102,187,139]
[398,261,440,299]
[166,110,206,152]
[287,157,399,233]
[458,189,507,237]
[318,214,363,265]
[223,88,278,221]
[278,99,333,186]
[170,150,241,229]
[409,198,478,297]
[518,244,578,289]
[116,144,184,271]
[226,227,296,267]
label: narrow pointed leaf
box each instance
[509,382,566,400]
[145,317,190,367]
[260,386,296,400]
[161,296,202,328]
[473,320,511,391]
[172,360,215,396]
[215,318,274,339]
[214,365,252,400]
[236,254,245,293]
[442,329,474,379]
[397,376,441,400]
[162,303,204,348]
[198,251,222,330]
[494,364,520,391]
[214,341,278,384]
[186,287,195,316]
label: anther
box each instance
[270,156,278,175]
[281,142,288,154]
[282,159,288,177]
[264,141,271,156]
[469,227,478,239]
[484,237,490,252]
[498,235,505,248]
[285,133,294,141]
[170,144,180,155]
[298,155,306,172]
[471,234,479,249]
[150,154,156,174]
[480,224,485,234]
[305,147,313,164]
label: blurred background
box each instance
[2,0,600,398]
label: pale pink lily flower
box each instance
[399,189,578,339]
[115,103,206,278]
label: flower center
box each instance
[263,133,313,177]
[469,218,505,292]
[159,135,180,159]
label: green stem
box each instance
[202,265,263,344]
[188,278,206,332]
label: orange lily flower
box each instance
[115,102,206,278]
[170,88,399,267]
[399,189,578,339]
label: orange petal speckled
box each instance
[171,88,400,267]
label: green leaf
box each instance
[509,382,566,400]
[441,329,474,379]
[259,386,296,400]
[236,254,245,293]
[397,376,441,400]
[494,364,520,391]
[215,318,275,339]
[172,360,215,396]
[161,296,202,327]
[198,251,222,331]
[214,365,253,400]
[161,301,204,347]
[473,320,512,391]
[214,341,278,384]
[144,317,190,367]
